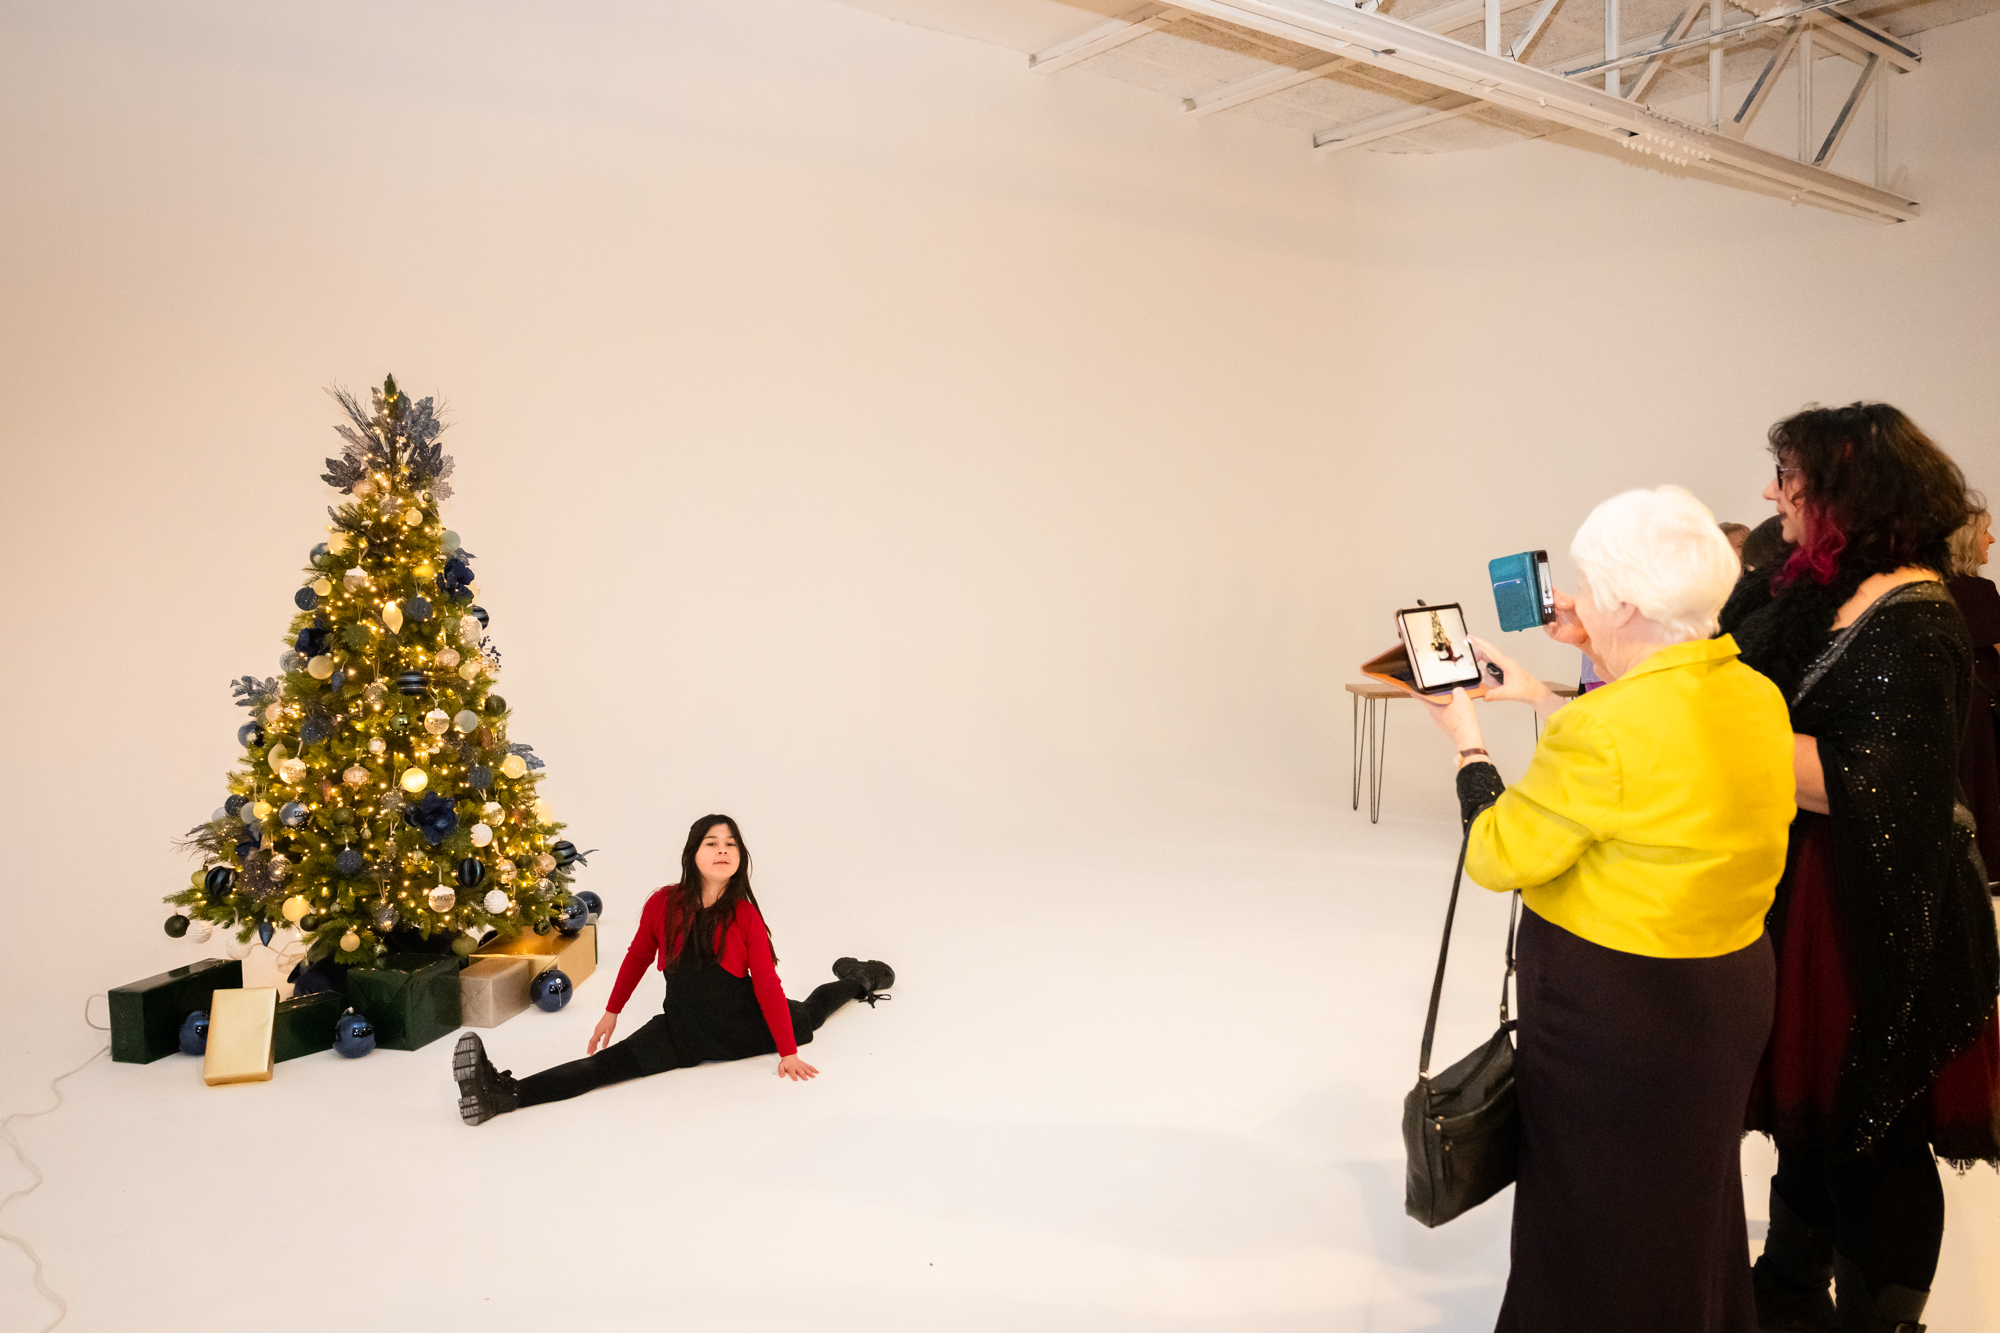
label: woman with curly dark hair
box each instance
[1723,403,2000,1332]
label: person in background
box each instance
[1721,520,1752,560]
[1723,403,1999,1333]
[1425,486,1794,1333]
[1740,514,1795,574]
[1946,497,1999,888]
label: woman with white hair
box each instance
[1424,485,1797,1332]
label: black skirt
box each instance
[1497,908,1775,1333]
[618,961,816,1076]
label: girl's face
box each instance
[1761,458,1808,544]
[695,823,740,886]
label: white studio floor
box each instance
[6,812,2000,1333]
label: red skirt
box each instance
[1745,816,2000,1159]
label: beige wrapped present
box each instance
[473,924,596,989]
[459,956,534,1028]
[203,987,278,1086]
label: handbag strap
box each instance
[1418,803,1517,1079]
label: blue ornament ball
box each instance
[333,1011,376,1058]
[178,1010,209,1056]
[395,671,427,696]
[279,801,309,828]
[467,765,493,788]
[406,595,432,622]
[531,967,573,1012]
[300,718,331,745]
[164,914,190,938]
[224,794,249,815]
[576,890,603,922]
[310,542,329,560]
[236,722,264,748]
[294,586,319,611]
[204,865,236,898]
[455,857,486,888]
[469,605,489,629]
[555,897,588,935]
[335,847,364,877]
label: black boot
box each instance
[832,957,895,1006]
[453,1032,520,1126]
[1833,1253,1928,1333]
[1754,1187,1836,1332]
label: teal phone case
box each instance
[1489,552,1544,632]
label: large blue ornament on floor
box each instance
[531,967,573,1012]
[178,1011,209,1056]
[575,890,603,922]
[554,896,588,935]
[333,1010,376,1058]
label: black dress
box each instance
[1947,573,2000,884]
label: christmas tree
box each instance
[168,376,587,964]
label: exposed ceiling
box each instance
[833,0,2000,217]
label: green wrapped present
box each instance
[343,954,461,1051]
[272,990,346,1062]
[109,958,244,1064]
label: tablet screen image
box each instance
[1396,603,1483,694]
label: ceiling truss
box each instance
[1029,0,1922,219]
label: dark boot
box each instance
[1754,1187,1836,1332]
[832,957,895,1006]
[452,1032,520,1126]
[1833,1253,1928,1333]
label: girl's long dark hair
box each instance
[1737,402,1971,693]
[667,814,770,971]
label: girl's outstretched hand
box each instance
[778,1055,819,1082]
[587,1012,618,1055]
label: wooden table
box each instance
[1344,680,1583,824]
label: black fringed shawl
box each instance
[1728,579,1999,1157]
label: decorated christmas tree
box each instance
[167,376,588,965]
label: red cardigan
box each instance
[604,889,799,1057]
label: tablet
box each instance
[1395,603,1484,694]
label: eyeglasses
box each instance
[1774,464,1802,484]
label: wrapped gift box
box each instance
[109,958,244,1064]
[203,987,278,1085]
[343,954,462,1051]
[473,924,596,989]
[459,956,534,1028]
[272,989,345,1062]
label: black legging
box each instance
[516,978,860,1108]
[1772,1106,1945,1293]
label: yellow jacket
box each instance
[1467,635,1795,958]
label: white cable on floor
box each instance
[0,995,111,1333]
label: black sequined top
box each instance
[1731,579,1999,1156]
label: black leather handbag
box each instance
[1403,812,1521,1228]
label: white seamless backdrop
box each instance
[1,1,1997,1329]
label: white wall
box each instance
[2,0,1996,1061]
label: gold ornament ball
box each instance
[423,709,450,735]
[343,566,369,592]
[265,701,283,725]
[367,735,387,756]
[281,894,311,923]
[339,930,361,952]
[251,799,274,822]
[351,478,375,499]
[496,858,517,883]
[413,561,436,580]
[268,854,293,882]
[279,757,307,784]
[499,754,527,780]
[343,765,370,786]
[459,614,482,643]
[363,681,387,706]
[401,767,429,794]
[470,822,493,847]
[426,885,457,913]
[459,661,481,681]
[311,576,333,597]
[534,852,557,875]
[307,655,335,680]
[327,530,349,554]
[435,647,460,669]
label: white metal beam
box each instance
[1509,0,1565,60]
[1314,92,1481,148]
[1818,12,1918,72]
[1626,3,1703,102]
[1028,4,1188,74]
[1160,0,1917,218]
[1816,51,1880,165]
[1727,17,1804,139]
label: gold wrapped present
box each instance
[203,987,278,1086]
[473,924,595,989]
[459,956,534,1028]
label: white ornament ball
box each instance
[339,930,361,952]
[239,803,259,825]
[427,885,457,913]
[458,661,481,682]
[482,801,503,819]
[382,601,404,634]
[265,702,284,725]
[401,767,429,794]
[459,614,482,643]
[367,735,386,756]
[327,530,349,554]
[343,765,370,786]
[308,654,335,680]
[281,894,311,923]
[535,877,555,899]
[499,754,527,780]
[402,507,423,528]
[442,530,461,554]
[279,758,307,785]
[496,858,518,884]
[311,577,333,597]
[453,709,480,734]
[423,709,450,736]
[363,681,387,706]
[188,919,213,944]
[482,889,511,914]
[268,855,293,882]
[435,648,460,669]
[469,822,493,847]
[224,935,254,960]
[343,566,369,593]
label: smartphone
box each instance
[1395,603,1485,694]
[1488,550,1555,632]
